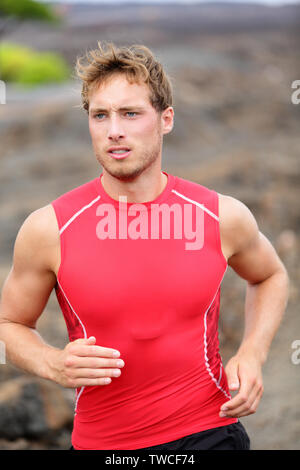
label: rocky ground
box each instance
[0,2,299,450]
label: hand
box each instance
[219,352,264,418]
[48,336,125,388]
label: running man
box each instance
[0,43,289,450]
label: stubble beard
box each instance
[96,134,163,182]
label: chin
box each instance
[97,150,159,181]
[99,158,149,180]
[100,162,144,181]
[111,167,145,181]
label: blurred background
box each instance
[0,0,299,450]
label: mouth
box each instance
[108,147,131,160]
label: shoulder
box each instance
[172,175,217,209]
[51,178,100,229]
[14,204,59,274]
[17,204,59,245]
[218,193,259,261]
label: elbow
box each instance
[276,262,289,287]
[274,263,290,307]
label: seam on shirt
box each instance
[203,267,231,400]
[57,279,88,413]
[171,189,219,221]
[59,195,101,235]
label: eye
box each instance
[125,111,137,118]
[95,113,106,120]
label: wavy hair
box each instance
[75,42,173,113]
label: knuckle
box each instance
[240,394,248,403]
[64,356,74,368]
[90,369,103,378]
[91,346,99,355]
[66,342,75,352]
[100,378,109,385]
[67,378,77,388]
[258,382,264,393]
[249,405,256,414]
[87,369,97,378]
[245,400,251,410]
[94,378,105,386]
[65,367,75,379]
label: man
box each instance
[0,43,289,450]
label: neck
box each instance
[101,167,168,204]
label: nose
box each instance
[107,114,125,141]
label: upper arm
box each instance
[0,205,60,328]
[219,194,286,284]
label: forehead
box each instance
[88,74,152,109]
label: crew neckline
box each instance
[96,171,175,210]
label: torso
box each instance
[48,172,238,449]
[46,192,235,279]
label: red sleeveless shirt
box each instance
[51,171,237,450]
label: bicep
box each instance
[1,266,56,328]
[228,231,283,284]
[221,195,284,284]
[0,209,58,328]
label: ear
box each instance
[161,107,174,135]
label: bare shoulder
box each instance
[13,204,60,275]
[0,205,60,326]
[218,193,259,261]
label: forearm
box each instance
[0,320,61,381]
[238,266,289,364]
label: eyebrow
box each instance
[90,106,145,114]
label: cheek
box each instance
[89,121,103,143]
[88,120,95,137]
[134,119,160,141]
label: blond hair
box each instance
[75,42,173,113]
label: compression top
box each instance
[51,171,237,450]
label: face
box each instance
[88,73,174,180]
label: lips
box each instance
[108,146,131,160]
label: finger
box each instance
[71,377,113,387]
[225,363,240,392]
[65,356,125,369]
[73,336,97,345]
[220,383,260,417]
[220,379,253,412]
[86,336,97,344]
[71,344,121,358]
[221,388,262,418]
[236,393,262,417]
[68,367,123,379]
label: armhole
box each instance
[50,201,64,284]
[213,191,228,269]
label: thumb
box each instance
[73,336,96,345]
[225,360,240,391]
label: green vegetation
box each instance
[0,0,58,22]
[0,43,70,86]
[0,1,68,86]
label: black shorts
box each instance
[70,421,250,450]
